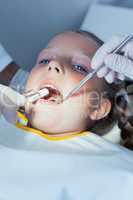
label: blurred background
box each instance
[0,0,133,70]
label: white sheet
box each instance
[0,116,133,200]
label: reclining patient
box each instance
[13,30,126,146]
[1,30,132,150]
[1,30,133,200]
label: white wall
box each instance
[0,0,93,70]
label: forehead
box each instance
[45,32,99,58]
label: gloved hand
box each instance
[91,35,133,83]
[0,84,26,124]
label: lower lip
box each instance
[37,91,82,104]
[37,98,57,105]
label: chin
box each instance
[29,97,90,134]
[30,112,87,135]
[29,115,60,133]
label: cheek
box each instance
[26,67,42,89]
[68,72,96,96]
[30,66,42,79]
[67,69,96,89]
[65,71,84,95]
[68,70,83,83]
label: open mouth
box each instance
[39,85,63,104]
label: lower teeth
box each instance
[49,96,62,104]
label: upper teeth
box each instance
[42,84,58,91]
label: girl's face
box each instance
[26,32,108,134]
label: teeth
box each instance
[42,84,57,91]
[40,84,63,104]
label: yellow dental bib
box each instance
[16,111,89,141]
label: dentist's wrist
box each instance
[0,43,20,85]
[0,62,20,85]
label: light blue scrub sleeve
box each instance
[10,68,29,89]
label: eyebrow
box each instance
[40,48,91,64]
[72,51,91,60]
[42,48,60,53]
[77,55,91,61]
[38,48,59,59]
[72,54,91,67]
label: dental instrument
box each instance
[63,34,133,102]
[0,84,49,108]
[24,88,49,103]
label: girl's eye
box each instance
[73,64,88,74]
[39,59,50,65]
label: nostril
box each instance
[48,66,60,73]
[55,67,60,73]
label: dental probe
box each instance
[0,84,49,108]
[63,34,133,102]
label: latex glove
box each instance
[0,85,48,123]
[0,84,26,124]
[91,35,133,83]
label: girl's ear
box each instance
[89,98,111,121]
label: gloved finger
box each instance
[91,35,126,70]
[122,41,133,60]
[104,53,133,79]
[117,73,125,81]
[24,101,34,114]
[97,66,109,78]
[105,71,116,83]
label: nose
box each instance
[47,61,63,74]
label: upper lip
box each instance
[40,84,59,91]
[40,83,62,95]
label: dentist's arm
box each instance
[0,43,20,85]
[91,36,133,83]
[0,43,30,123]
